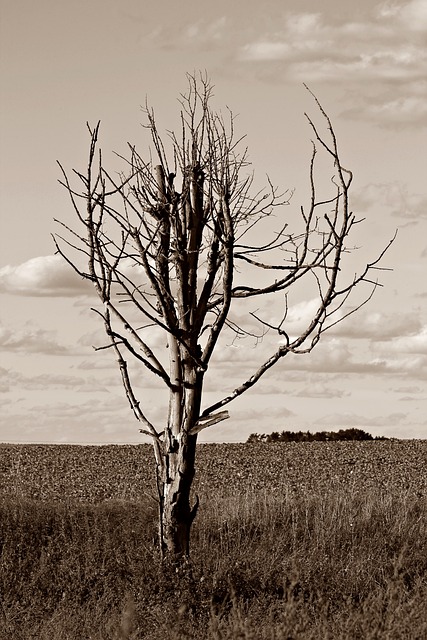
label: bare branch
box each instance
[56,75,393,558]
[189,410,230,435]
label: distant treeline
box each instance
[247,428,388,443]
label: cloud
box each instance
[368,351,427,380]
[342,85,427,129]
[75,351,168,391]
[0,366,17,393]
[211,334,364,379]
[239,6,427,70]
[281,338,362,374]
[155,16,229,52]
[291,46,426,84]
[241,41,291,61]
[353,182,427,220]
[0,399,131,444]
[238,2,427,128]
[279,302,424,346]
[0,255,92,297]
[314,410,409,432]
[188,16,227,42]
[0,366,110,393]
[208,305,427,387]
[205,402,297,441]
[331,309,423,341]
[234,404,295,422]
[393,384,423,394]
[271,332,427,381]
[0,322,68,355]
[376,326,427,355]
[76,359,116,371]
[282,298,320,334]
[378,0,427,32]
[293,384,350,399]
[26,373,108,392]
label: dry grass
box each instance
[0,442,426,639]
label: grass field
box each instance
[1,441,426,639]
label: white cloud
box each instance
[156,15,229,52]
[284,298,320,331]
[291,45,427,84]
[28,373,108,392]
[314,410,408,428]
[0,255,152,304]
[0,366,17,393]
[273,332,427,380]
[276,302,421,344]
[369,351,427,380]
[240,41,291,61]
[0,255,92,297]
[378,0,427,31]
[0,381,166,443]
[208,304,427,386]
[76,358,116,371]
[283,338,359,374]
[77,329,108,349]
[393,384,424,394]
[331,309,423,340]
[377,326,427,355]
[293,383,350,399]
[353,182,427,219]
[343,88,427,129]
[0,321,68,355]
[286,12,321,34]
[234,404,295,422]
[238,2,427,127]
[185,16,227,42]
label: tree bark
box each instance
[55,74,393,563]
[158,348,203,560]
[159,430,199,559]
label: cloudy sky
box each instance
[1,0,426,443]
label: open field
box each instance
[1,440,426,502]
[1,441,426,639]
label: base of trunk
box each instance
[160,493,200,560]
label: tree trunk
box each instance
[159,431,198,559]
[157,355,203,560]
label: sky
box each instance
[0,0,426,444]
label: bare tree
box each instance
[54,74,393,561]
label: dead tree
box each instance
[54,74,393,561]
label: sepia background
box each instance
[1,0,426,443]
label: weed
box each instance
[0,442,426,638]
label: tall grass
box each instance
[1,486,426,639]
